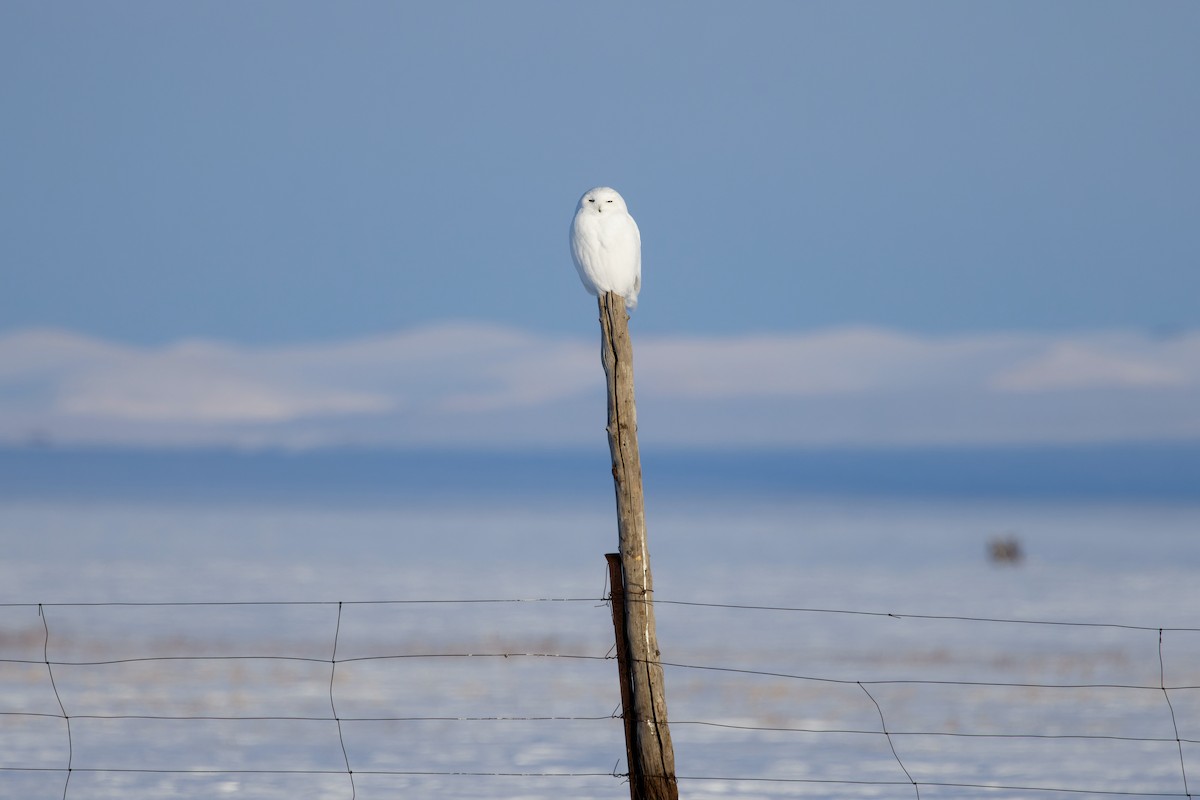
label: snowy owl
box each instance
[570,186,641,310]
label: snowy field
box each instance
[2,479,1199,799]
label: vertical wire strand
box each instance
[330,601,355,799]
[859,681,920,800]
[1159,629,1192,798]
[39,604,72,800]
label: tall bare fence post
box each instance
[598,292,679,800]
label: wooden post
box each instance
[598,292,678,800]
[606,553,639,799]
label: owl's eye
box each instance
[606,199,613,203]
[588,198,595,203]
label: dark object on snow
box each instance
[988,534,1024,565]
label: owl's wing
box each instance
[624,215,642,309]
[570,212,604,296]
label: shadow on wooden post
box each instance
[599,292,679,800]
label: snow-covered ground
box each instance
[3,494,1199,799]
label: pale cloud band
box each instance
[1,324,1197,450]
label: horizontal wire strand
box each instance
[4,597,1196,632]
[0,766,1192,796]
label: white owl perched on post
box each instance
[570,186,641,310]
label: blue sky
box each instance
[4,2,1197,343]
[1,3,1198,450]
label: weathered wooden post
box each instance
[606,552,640,798]
[598,291,678,800]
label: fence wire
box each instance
[1,597,1196,799]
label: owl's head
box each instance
[577,186,628,215]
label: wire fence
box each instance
[2,594,1198,799]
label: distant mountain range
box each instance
[1,443,1197,504]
